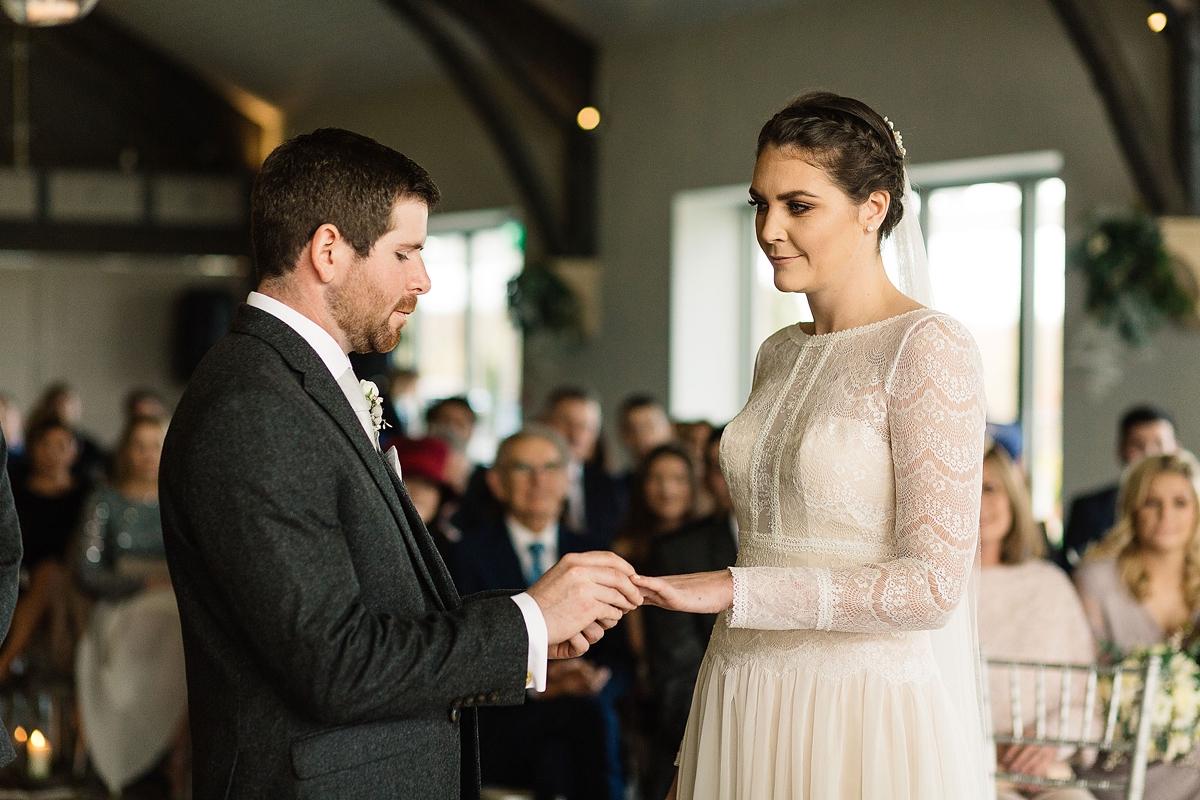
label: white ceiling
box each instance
[97,0,803,113]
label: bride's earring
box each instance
[867,225,876,232]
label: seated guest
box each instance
[394,435,462,561]
[385,367,420,436]
[543,387,625,546]
[614,443,697,575]
[450,426,620,800]
[74,416,188,796]
[426,395,477,454]
[426,395,476,491]
[978,442,1096,800]
[0,394,25,480]
[617,395,674,482]
[1075,451,1200,800]
[0,417,90,677]
[643,427,737,800]
[26,383,110,484]
[612,443,698,762]
[430,396,498,534]
[123,388,168,424]
[673,420,715,517]
[1063,405,1178,569]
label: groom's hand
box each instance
[527,551,641,658]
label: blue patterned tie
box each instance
[527,542,546,585]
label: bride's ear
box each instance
[859,190,890,234]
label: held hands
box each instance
[632,570,735,615]
[526,551,643,659]
[526,557,737,657]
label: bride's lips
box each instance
[767,254,801,267]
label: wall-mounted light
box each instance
[576,106,601,131]
[1148,11,1168,32]
[2,0,99,27]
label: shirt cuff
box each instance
[510,592,548,692]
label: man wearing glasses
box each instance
[450,425,623,800]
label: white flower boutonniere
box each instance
[360,379,389,435]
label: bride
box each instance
[634,92,991,799]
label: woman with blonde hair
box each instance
[1074,451,1200,799]
[977,441,1096,800]
[74,415,189,797]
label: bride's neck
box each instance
[805,256,915,335]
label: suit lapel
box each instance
[300,371,452,611]
[491,523,528,591]
[232,306,452,611]
[378,454,461,608]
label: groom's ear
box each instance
[307,223,351,285]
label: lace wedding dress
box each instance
[675,308,990,799]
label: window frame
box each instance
[908,151,1064,462]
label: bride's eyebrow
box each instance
[776,189,819,201]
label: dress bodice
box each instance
[76,484,165,599]
[708,309,987,679]
[673,309,994,800]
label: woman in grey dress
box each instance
[1074,451,1200,800]
[74,415,188,797]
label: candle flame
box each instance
[12,727,26,743]
[28,730,45,748]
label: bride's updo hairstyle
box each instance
[757,91,907,239]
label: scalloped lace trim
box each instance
[729,567,749,628]
[815,570,834,631]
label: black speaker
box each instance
[172,289,237,382]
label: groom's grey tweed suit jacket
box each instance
[161,305,528,800]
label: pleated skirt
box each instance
[675,654,982,800]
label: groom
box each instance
[160,128,641,799]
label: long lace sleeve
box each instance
[728,316,986,631]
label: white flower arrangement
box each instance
[1102,635,1200,764]
[359,379,388,435]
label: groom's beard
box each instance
[328,266,417,354]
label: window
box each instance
[391,210,524,462]
[913,154,1065,533]
[670,151,1065,532]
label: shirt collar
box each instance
[506,515,558,546]
[246,291,351,381]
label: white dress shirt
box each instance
[564,461,587,533]
[506,516,560,585]
[245,291,548,690]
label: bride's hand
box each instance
[632,570,734,614]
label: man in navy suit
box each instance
[451,425,626,800]
[1062,405,1179,569]
[543,387,626,548]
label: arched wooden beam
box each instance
[1161,1,1200,212]
[1048,0,1189,214]
[382,0,598,256]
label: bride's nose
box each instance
[759,205,789,244]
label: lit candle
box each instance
[26,729,50,780]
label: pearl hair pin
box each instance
[882,116,906,157]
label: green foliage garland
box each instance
[1073,213,1193,348]
[507,263,582,338]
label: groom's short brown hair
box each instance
[250,128,441,283]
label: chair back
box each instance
[982,656,1162,800]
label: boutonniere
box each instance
[359,380,390,435]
